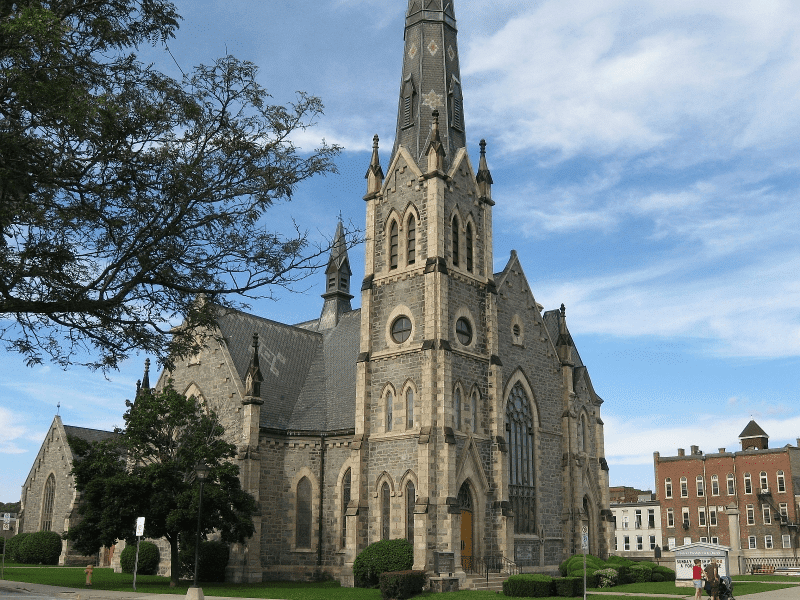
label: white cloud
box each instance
[0,407,29,454]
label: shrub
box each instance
[5,533,30,562]
[652,565,676,581]
[615,564,632,584]
[628,564,653,583]
[379,570,426,600]
[179,540,230,582]
[568,567,598,588]
[503,574,555,597]
[595,567,619,588]
[353,538,413,588]
[605,555,634,567]
[120,541,160,575]
[652,573,665,582]
[554,576,583,597]
[17,531,62,565]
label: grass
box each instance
[0,567,797,600]
[732,574,800,582]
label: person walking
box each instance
[704,559,721,600]
[693,559,704,600]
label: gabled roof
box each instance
[63,425,119,446]
[739,420,768,439]
[215,306,359,433]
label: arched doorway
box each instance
[459,482,473,570]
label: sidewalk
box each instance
[0,580,285,600]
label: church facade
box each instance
[150,0,612,584]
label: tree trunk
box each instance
[169,535,179,587]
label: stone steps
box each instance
[466,572,508,592]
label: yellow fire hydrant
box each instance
[84,564,94,586]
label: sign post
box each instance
[133,517,145,591]
[581,525,589,600]
[2,513,10,579]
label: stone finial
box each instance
[141,358,150,390]
[425,111,446,173]
[560,303,566,318]
[476,139,493,200]
[244,333,263,399]
[365,134,384,196]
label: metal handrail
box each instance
[461,554,519,584]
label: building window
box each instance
[779,503,788,519]
[727,473,735,495]
[665,478,673,499]
[405,481,415,543]
[465,223,473,272]
[406,215,416,265]
[744,473,752,494]
[454,387,462,430]
[763,504,771,525]
[765,535,773,549]
[452,217,460,266]
[635,510,642,529]
[709,507,717,527]
[40,474,55,532]
[648,509,655,529]
[624,536,630,551]
[637,536,643,550]
[684,537,692,546]
[455,317,472,345]
[667,508,674,528]
[783,535,792,549]
[614,536,618,551]
[389,220,398,270]
[777,470,786,493]
[623,515,629,530]
[649,535,656,550]
[749,536,757,549]
[386,391,394,432]
[682,507,690,528]
[700,537,708,543]
[746,504,755,525]
[506,381,535,534]
[711,475,719,496]
[391,316,412,343]
[698,507,706,527]
[296,477,312,549]
[381,482,391,540]
[341,468,351,547]
[760,471,769,492]
[470,389,478,433]
[680,477,688,498]
[696,475,704,497]
[406,388,414,429]
[711,536,719,544]
[668,537,676,549]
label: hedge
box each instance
[653,565,676,581]
[353,538,414,588]
[179,540,230,582]
[17,531,62,565]
[503,574,555,597]
[554,576,583,597]
[5,533,31,562]
[120,541,160,575]
[379,570,426,600]
[628,564,653,583]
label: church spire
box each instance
[393,0,465,169]
[319,220,353,330]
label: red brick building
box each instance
[654,421,800,569]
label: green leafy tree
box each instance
[0,0,343,371]
[68,385,256,586]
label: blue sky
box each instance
[1,0,799,501]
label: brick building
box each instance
[654,420,800,569]
[17,0,613,584]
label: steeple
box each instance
[319,220,353,330]
[393,0,465,169]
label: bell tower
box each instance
[350,0,511,577]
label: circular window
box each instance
[391,316,412,343]
[456,317,472,346]
[512,324,521,337]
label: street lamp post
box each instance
[193,461,210,589]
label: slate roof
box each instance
[215,306,359,433]
[739,420,769,439]
[62,425,119,445]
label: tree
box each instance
[0,0,345,371]
[68,385,257,586]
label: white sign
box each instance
[135,517,145,537]
[2,523,9,530]
[3,513,10,522]
[581,525,588,534]
[582,534,589,550]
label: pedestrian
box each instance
[704,559,720,600]
[693,559,704,600]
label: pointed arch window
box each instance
[389,220,399,270]
[577,414,586,453]
[406,388,414,429]
[454,387,462,430]
[405,481,415,543]
[41,474,55,531]
[465,222,473,272]
[296,477,312,548]
[506,381,535,534]
[341,468,351,547]
[407,215,416,265]
[470,389,478,433]
[451,217,459,266]
[386,390,394,432]
[381,482,391,540]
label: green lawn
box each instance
[1,567,797,600]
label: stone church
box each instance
[18,0,612,583]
